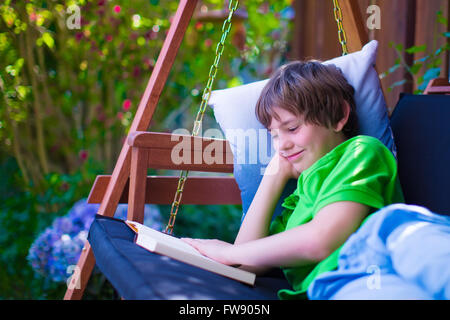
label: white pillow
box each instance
[209,40,396,217]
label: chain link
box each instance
[165,0,239,235]
[332,0,349,55]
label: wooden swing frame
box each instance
[64,0,371,300]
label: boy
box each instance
[182,61,404,299]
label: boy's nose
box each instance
[279,135,294,152]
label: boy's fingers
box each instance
[180,237,194,245]
[181,238,203,247]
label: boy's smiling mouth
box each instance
[285,150,304,162]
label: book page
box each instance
[126,221,205,257]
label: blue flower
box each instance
[28,199,163,282]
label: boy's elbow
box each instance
[313,245,334,262]
[307,240,335,263]
[287,230,334,264]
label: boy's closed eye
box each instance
[268,125,300,138]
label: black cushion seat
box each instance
[89,215,290,300]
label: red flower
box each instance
[122,99,132,111]
[204,39,212,47]
[75,32,83,42]
[132,66,141,78]
[195,22,203,30]
[29,12,37,22]
[113,5,121,13]
[79,150,88,161]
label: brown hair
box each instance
[255,60,359,139]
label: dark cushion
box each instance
[390,93,450,215]
[88,215,291,300]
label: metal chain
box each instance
[332,0,349,55]
[165,0,239,235]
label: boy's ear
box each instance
[334,101,351,132]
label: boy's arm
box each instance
[234,154,293,245]
[183,201,370,272]
[234,201,370,270]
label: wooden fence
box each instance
[290,0,450,113]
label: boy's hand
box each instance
[181,238,236,266]
[265,153,300,180]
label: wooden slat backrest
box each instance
[88,175,241,205]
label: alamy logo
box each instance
[66,4,81,30]
[366,264,381,290]
[66,265,81,290]
[366,5,381,30]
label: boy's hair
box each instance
[256,61,359,139]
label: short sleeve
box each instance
[312,139,400,215]
[269,193,299,235]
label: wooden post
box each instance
[127,147,149,224]
[64,0,199,300]
[339,0,369,53]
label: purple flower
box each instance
[52,217,73,234]
[28,199,163,282]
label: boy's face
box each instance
[268,107,346,174]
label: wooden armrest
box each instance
[127,131,234,173]
[424,78,450,95]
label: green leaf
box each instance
[389,79,407,90]
[14,57,24,72]
[388,64,401,74]
[0,32,9,51]
[410,62,422,75]
[227,76,243,88]
[16,85,29,100]
[395,43,404,52]
[417,54,431,63]
[436,10,448,25]
[5,65,16,76]
[417,75,424,85]
[42,32,54,49]
[405,44,427,54]
[418,81,428,91]
[423,67,441,81]
[432,58,442,68]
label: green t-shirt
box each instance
[269,135,404,299]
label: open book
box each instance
[125,220,256,286]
